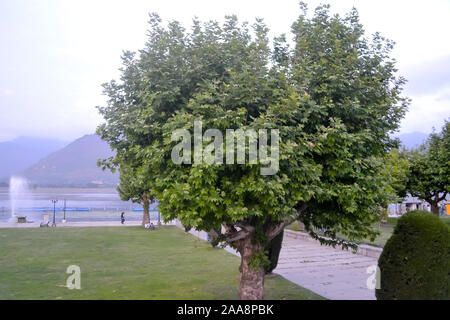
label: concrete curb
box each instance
[284,229,382,259]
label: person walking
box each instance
[120,212,125,224]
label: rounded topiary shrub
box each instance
[376,210,450,300]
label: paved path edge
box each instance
[284,229,383,260]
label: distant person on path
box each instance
[121,212,125,224]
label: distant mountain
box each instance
[0,136,68,182]
[397,132,428,150]
[21,134,119,187]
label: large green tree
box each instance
[116,162,153,226]
[97,4,408,299]
[407,120,450,215]
[98,149,155,226]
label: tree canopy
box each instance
[116,160,154,225]
[407,120,450,214]
[381,148,410,204]
[97,3,408,299]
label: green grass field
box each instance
[0,226,324,300]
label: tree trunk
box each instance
[264,229,284,274]
[236,237,265,300]
[142,198,150,226]
[430,202,439,216]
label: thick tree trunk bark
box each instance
[142,198,150,226]
[430,202,439,216]
[236,237,265,300]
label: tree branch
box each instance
[210,222,253,245]
[235,221,256,233]
[266,203,308,240]
[438,191,448,202]
[224,229,252,243]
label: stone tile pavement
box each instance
[274,235,378,300]
[183,225,379,300]
[0,220,175,228]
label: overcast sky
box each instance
[1,0,449,142]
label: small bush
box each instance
[264,230,284,274]
[376,210,450,300]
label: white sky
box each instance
[1,0,449,142]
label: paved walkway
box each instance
[275,235,377,300]
[0,220,175,228]
[183,225,378,300]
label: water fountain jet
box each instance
[9,176,31,223]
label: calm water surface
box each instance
[0,187,159,222]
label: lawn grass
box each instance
[0,226,324,300]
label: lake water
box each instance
[0,187,159,222]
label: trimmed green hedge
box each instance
[376,210,450,300]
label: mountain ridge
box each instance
[20,134,118,187]
[0,136,68,181]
